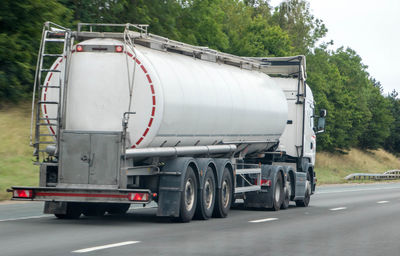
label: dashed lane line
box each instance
[72,241,140,253]
[329,207,347,211]
[249,218,278,223]
[377,201,389,204]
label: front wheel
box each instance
[178,166,198,222]
[213,168,233,218]
[281,174,291,210]
[295,172,311,207]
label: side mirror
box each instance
[317,117,325,133]
[314,109,327,134]
[319,109,327,118]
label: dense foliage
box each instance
[0,0,399,153]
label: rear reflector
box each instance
[261,179,272,187]
[115,45,123,53]
[128,193,149,202]
[76,45,84,52]
[13,189,33,198]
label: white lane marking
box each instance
[317,186,400,194]
[249,218,278,223]
[0,215,48,222]
[72,241,140,253]
[330,207,347,211]
[377,201,389,204]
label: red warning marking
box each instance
[143,128,150,137]
[146,74,152,83]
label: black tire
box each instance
[107,203,131,215]
[178,166,198,222]
[295,172,311,207]
[82,204,106,217]
[54,203,82,219]
[213,168,233,218]
[269,173,283,211]
[281,174,290,210]
[195,167,216,220]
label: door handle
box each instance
[89,153,95,167]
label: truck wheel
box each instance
[281,174,291,210]
[269,174,283,211]
[295,172,311,207]
[54,203,82,219]
[107,204,130,215]
[195,167,216,220]
[213,168,232,218]
[82,204,106,217]
[178,166,198,222]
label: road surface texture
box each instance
[1,182,400,256]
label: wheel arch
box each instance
[156,157,199,218]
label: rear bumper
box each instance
[8,186,152,204]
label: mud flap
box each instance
[44,201,67,214]
[244,165,283,209]
[156,157,197,217]
[293,172,307,200]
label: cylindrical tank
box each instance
[42,38,288,153]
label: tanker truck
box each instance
[9,22,326,222]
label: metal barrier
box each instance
[344,170,400,180]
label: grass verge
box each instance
[0,103,399,200]
[315,148,400,184]
[0,102,38,200]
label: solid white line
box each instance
[0,215,48,222]
[317,186,400,194]
[72,241,140,253]
[249,218,278,223]
[377,201,389,204]
[330,207,347,211]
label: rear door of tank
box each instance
[88,133,120,185]
[59,131,90,184]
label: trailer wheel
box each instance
[281,174,291,210]
[178,166,198,222]
[195,167,216,220]
[82,204,106,217]
[213,168,232,218]
[295,172,311,207]
[107,204,130,215]
[270,173,283,211]
[54,203,81,219]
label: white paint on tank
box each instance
[43,38,288,153]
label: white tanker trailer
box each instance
[10,22,326,222]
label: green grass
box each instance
[0,102,38,200]
[0,103,399,200]
[315,148,400,184]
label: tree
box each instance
[0,0,71,102]
[384,90,400,153]
[272,0,327,54]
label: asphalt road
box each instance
[1,182,400,256]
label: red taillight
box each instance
[76,45,84,52]
[128,193,149,202]
[13,190,33,198]
[115,45,123,53]
[261,179,272,187]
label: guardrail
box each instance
[344,170,400,180]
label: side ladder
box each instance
[30,22,73,162]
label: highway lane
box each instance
[1,182,400,256]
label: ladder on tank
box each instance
[30,22,73,162]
